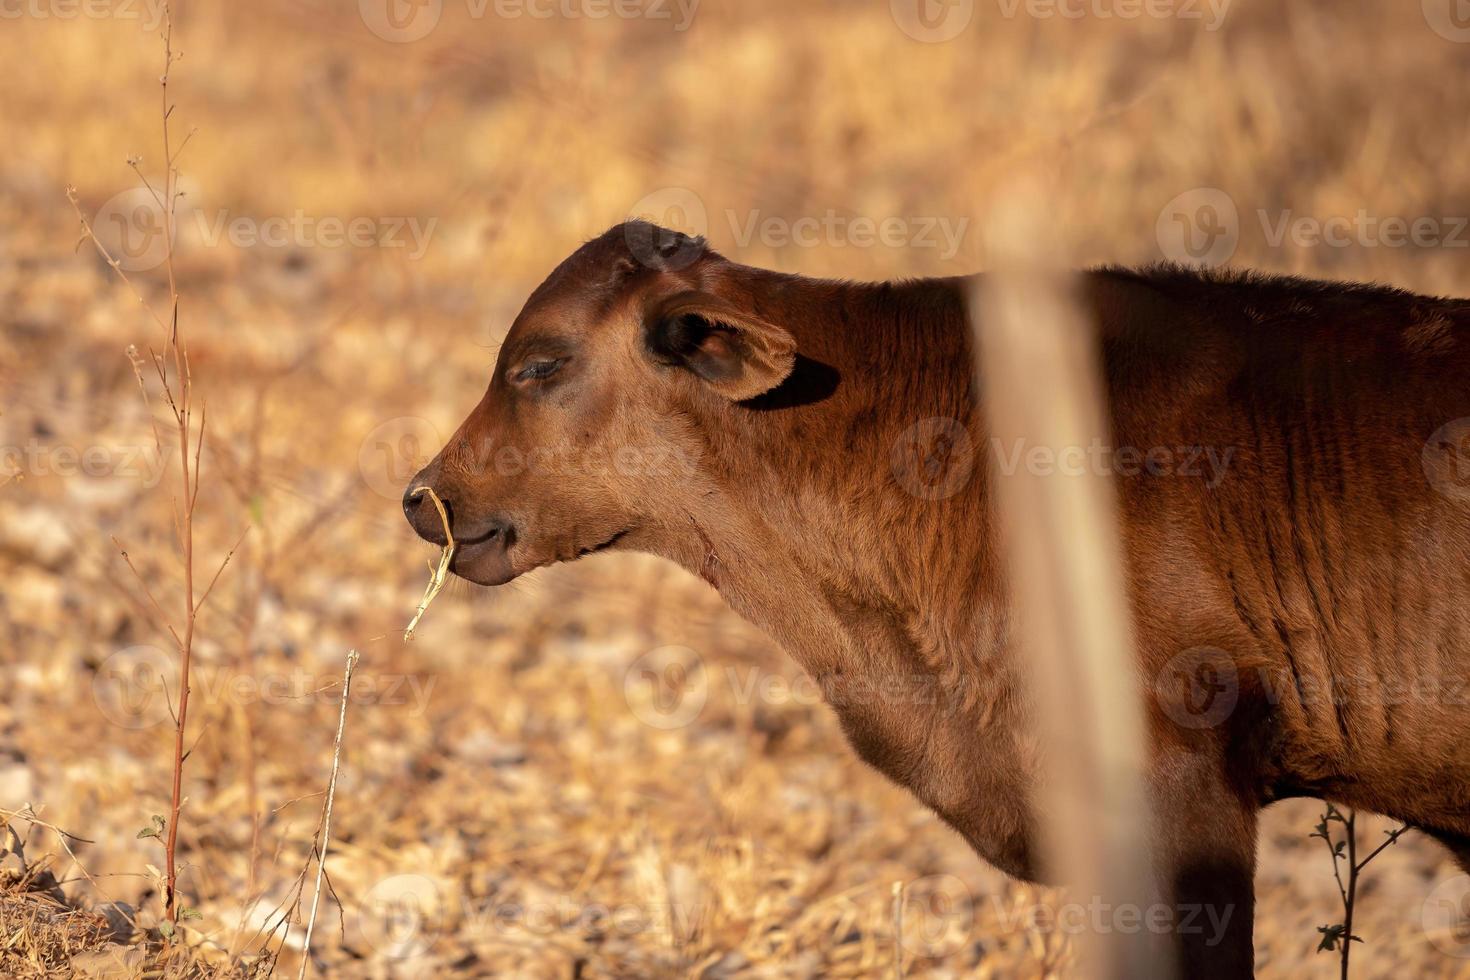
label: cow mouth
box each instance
[448,535,517,587]
[574,527,631,559]
[449,525,633,587]
[447,520,518,587]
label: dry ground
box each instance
[4,0,1470,976]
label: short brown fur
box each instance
[405,222,1470,977]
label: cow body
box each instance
[405,223,1470,977]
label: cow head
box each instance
[403,222,798,585]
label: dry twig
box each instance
[65,3,240,929]
[297,649,362,979]
[403,486,456,641]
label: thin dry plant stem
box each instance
[891,881,904,980]
[66,3,238,929]
[976,190,1170,978]
[404,485,456,640]
[1341,812,1357,980]
[154,11,196,929]
[298,649,361,979]
[1313,804,1409,979]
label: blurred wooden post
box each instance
[974,191,1173,978]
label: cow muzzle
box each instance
[402,480,520,586]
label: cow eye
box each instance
[512,357,566,384]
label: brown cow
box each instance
[404,220,1470,977]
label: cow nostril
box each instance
[403,487,456,547]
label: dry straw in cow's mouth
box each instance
[403,485,455,641]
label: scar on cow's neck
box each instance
[743,354,841,411]
[687,513,722,587]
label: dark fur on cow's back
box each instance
[1007,264,1470,840]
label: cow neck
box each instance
[669,270,1012,682]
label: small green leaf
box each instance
[159,920,175,939]
[180,907,202,920]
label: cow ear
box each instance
[645,291,797,401]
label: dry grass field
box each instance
[4,0,1470,975]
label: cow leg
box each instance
[1152,752,1260,979]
